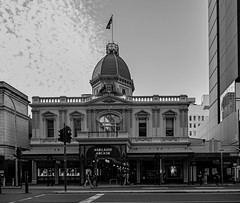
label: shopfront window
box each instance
[59,168,80,177]
[165,164,182,180]
[220,82,235,122]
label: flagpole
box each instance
[106,15,113,43]
[112,14,113,43]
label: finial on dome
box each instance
[106,42,119,55]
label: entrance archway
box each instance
[84,145,128,184]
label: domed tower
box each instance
[90,42,135,96]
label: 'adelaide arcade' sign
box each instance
[86,145,120,159]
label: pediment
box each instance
[41,111,57,118]
[69,111,84,118]
[163,110,176,116]
[136,110,150,116]
[86,95,131,105]
[135,110,150,119]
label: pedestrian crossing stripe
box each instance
[79,193,104,203]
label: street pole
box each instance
[159,158,162,185]
[6,94,18,186]
[220,149,224,185]
[64,123,67,192]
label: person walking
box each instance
[92,173,97,187]
[203,172,208,184]
[84,172,92,187]
[197,171,203,185]
[214,172,220,186]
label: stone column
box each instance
[92,109,96,131]
[152,109,155,136]
[59,109,63,129]
[156,109,160,136]
[86,109,91,131]
[31,160,37,184]
[122,109,126,131]
[31,110,36,137]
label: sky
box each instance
[0,0,209,105]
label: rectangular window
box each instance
[189,123,192,128]
[189,116,192,121]
[220,82,235,122]
[194,123,196,128]
[139,119,147,137]
[47,119,54,138]
[202,116,204,121]
[73,119,81,137]
[193,116,196,121]
[166,117,174,136]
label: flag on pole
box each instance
[106,15,113,29]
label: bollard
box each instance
[25,171,29,193]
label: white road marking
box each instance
[79,193,104,203]
[8,194,45,203]
[34,194,46,198]
[19,197,32,201]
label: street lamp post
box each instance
[219,148,224,185]
[5,94,18,186]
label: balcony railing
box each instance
[76,131,128,138]
[32,95,190,104]
[30,135,189,144]
[130,137,189,143]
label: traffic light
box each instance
[58,128,65,142]
[65,126,72,143]
[16,147,22,159]
[58,126,72,143]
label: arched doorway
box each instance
[84,145,128,184]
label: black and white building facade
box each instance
[23,42,238,185]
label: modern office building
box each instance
[208,0,240,180]
[0,81,29,186]
[188,95,209,138]
[208,0,240,143]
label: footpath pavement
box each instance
[2,183,240,194]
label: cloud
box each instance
[0,0,107,98]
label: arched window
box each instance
[99,114,121,132]
[135,110,149,137]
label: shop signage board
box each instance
[230,153,240,157]
[86,145,121,159]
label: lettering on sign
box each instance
[94,148,112,156]
[230,153,240,157]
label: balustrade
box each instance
[34,95,183,104]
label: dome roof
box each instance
[91,43,132,81]
[92,54,131,80]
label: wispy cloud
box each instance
[0,0,107,98]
